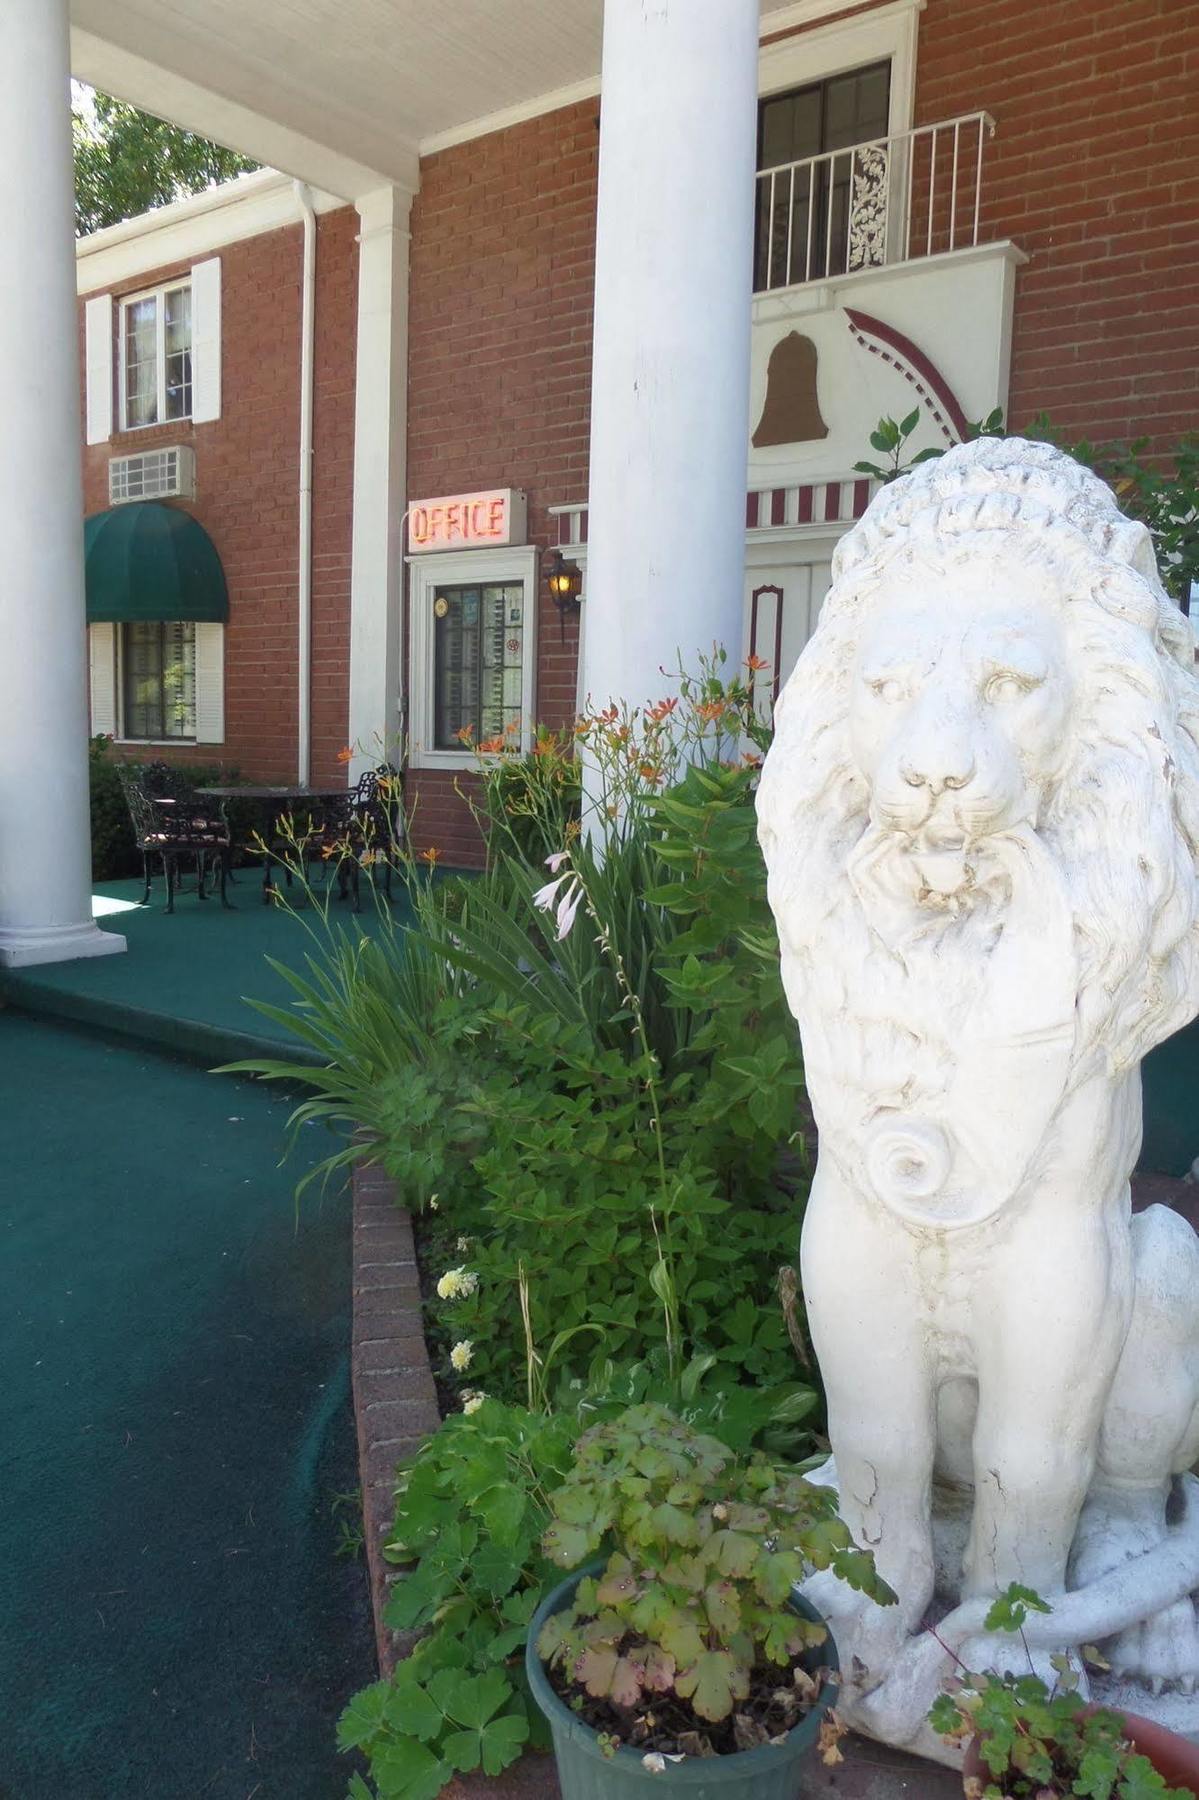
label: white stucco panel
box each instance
[747,240,1026,488]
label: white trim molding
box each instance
[761,0,925,43]
[76,169,346,295]
[758,0,923,135]
[406,544,539,772]
[348,185,412,781]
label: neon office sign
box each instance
[407,488,527,553]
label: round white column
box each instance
[0,0,124,965]
[581,0,758,715]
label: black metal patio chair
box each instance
[311,764,404,911]
[119,764,233,914]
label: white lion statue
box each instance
[755,436,1199,1755]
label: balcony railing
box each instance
[753,110,996,294]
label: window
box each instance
[120,620,196,740]
[120,283,192,430]
[755,62,891,289]
[408,545,538,769]
[433,582,526,749]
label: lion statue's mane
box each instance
[756,437,1199,1077]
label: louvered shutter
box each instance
[190,258,222,423]
[194,622,225,743]
[84,294,113,444]
[88,623,118,736]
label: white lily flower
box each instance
[532,873,568,912]
[533,869,584,940]
[545,850,570,872]
[555,879,584,940]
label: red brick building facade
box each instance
[78,0,1197,864]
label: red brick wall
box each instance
[915,0,1198,451]
[79,204,359,789]
[404,99,599,863]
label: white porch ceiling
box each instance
[70,0,818,200]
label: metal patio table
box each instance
[197,785,347,902]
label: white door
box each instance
[742,546,835,730]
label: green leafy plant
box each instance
[535,1403,891,1757]
[337,1399,577,1799]
[331,1489,366,1562]
[471,724,582,869]
[854,406,1005,484]
[234,662,813,1412]
[929,1586,1190,1799]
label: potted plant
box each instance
[526,1402,891,1797]
[930,1589,1199,1799]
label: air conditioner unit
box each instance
[108,445,196,505]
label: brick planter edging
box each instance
[351,1159,442,1675]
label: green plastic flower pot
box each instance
[526,1564,840,1800]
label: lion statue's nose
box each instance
[898,754,977,795]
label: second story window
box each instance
[755,62,891,290]
[120,282,192,430]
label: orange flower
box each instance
[638,762,663,784]
[420,846,441,865]
[745,653,770,673]
[454,725,475,745]
[694,699,727,723]
[477,735,506,754]
[646,697,679,723]
[336,746,354,764]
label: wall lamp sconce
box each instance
[544,549,583,637]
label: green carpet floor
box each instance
[0,877,412,1066]
[0,1013,375,1799]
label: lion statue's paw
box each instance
[1070,1481,1199,1693]
[801,1566,913,1694]
[1105,1597,1199,1695]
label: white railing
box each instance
[753,110,996,294]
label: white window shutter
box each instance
[88,624,118,736]
[84,295,113,444]
[194,622,225,743]
[190,258,222,423]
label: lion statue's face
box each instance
[847,547,1076,901]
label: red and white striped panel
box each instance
[745,477,876,531]
[550,478,877,549]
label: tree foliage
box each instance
[74,89,258,236]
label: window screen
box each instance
[432,583,525,749]
[122,620,197,740]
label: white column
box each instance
[348,184,414,780]
[582,0,758,713]
[0,0,124,966]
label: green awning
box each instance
[84,502,229,624]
